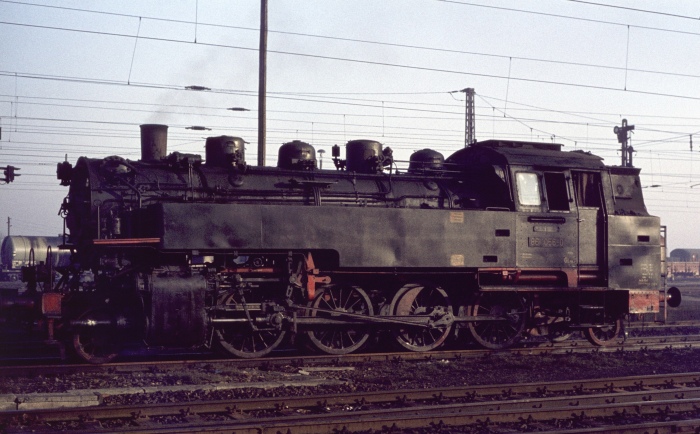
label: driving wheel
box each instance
[390,284,453,352]
[305,284,373,355]
[72,308,120,364]
[584,318,623,346]
[214,292,286,358]
[468,292,527,350]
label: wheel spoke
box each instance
[345,296,363,312]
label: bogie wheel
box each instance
[468,292,527,350]
[306,284,373,355]
[72,308,120,364]
[391,284,453,352]
[584,318,623,346]
[214,292,286,358]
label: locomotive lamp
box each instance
[56,161,73,186]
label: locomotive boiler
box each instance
[9,124,679,363]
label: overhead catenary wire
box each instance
[3,0,700,81]
[438,0,700,37]
[2,19,700,103]
[564,0,700,21]
[5,93,700,130]
[0,16,694,144]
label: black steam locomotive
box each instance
[5,124,680,363]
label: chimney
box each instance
[140,124,168,161]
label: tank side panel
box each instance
[156,203,516,268]
[158,204,264,250]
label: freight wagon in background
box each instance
[0,124,682,363]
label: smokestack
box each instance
[140,124,168,161]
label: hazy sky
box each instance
[1,1,699,251]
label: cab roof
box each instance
[446,140,605,170]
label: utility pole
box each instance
[614,119,635,167]
[257,0,268,167]
[461,88,475,147]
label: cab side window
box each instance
[572,171,601,208]
[516,172,541,206]
[543,172,570,211]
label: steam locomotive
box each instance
[3,124,680,363]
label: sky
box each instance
[1,0,699,251]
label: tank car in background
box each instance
[0,236,69,294]
[9,124,679,363]
[1,236,70,271]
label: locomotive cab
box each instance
[447,140,663,343]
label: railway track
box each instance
[3,371,700,433]
[2,333,700,378]
[2,318,698,367]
